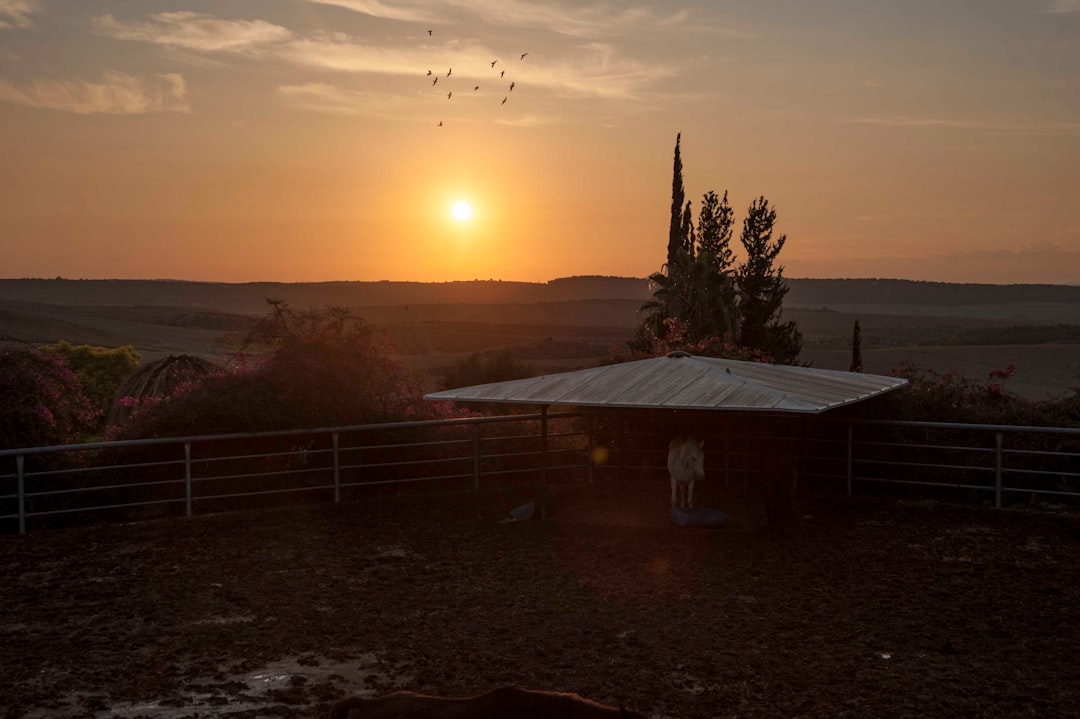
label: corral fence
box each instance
[2,411,1078,534]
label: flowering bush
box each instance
[0,349,99,449]
[108,303,470,440]
[610,317,775,364]
[867,360,1076,427]
[37,341,140,433]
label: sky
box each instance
[0,0,1078,285]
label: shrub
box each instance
[0,349,99,449]
[108,303,456,440]
[38,341,140,433]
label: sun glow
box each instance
[451,200,473,222]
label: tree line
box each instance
[630,132,802,365]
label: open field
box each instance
[2,484,1079,719]
[2,278,1077,401]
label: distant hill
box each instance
[0,276,652,314]
[1,276,1078,314]
[785,278,1080,307]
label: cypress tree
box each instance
[667,133,687,270]
[681,200,695,258]
[850,319,863,373]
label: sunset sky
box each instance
[1,0,1078,284]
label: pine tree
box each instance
[667,133,688,270]
[697,190,735,273]
[735,196,802,364]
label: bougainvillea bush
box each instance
[108,303,465,441]
[0,349,100,450]
[869,360,1079,428]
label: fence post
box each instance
[332,431,341,503]
[994,431,1003,509]
[184,442,192,517]
[16,453,25,535]
[472,424,481,491]
[846,424,853,497]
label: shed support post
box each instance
[846,424,853,497]
[541,406,549,519]
[723,421,730,488]
[586,414,595,485]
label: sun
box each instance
[451,200,473,222]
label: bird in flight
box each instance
[428,29,432,36]
[490,59,498,68]
[426,70,432,76]
[520,52,528,60]
[501,96,507,105]
[474,85,479,91]
[438,121,443,126]
[447,68,452,77]
[509,82,515,92]
[432,76,438,86]
[447,91,452,99]
[500,70,505,78]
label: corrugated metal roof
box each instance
[424,352,908,413]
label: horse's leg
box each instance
[688,479,695,509]
[671,475,677,507]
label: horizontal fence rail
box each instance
[0,412,589,534]
[2,412,1077,533]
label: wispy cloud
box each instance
[0,71,189,114]
[0,0,38,29]
[279,32,456,76]
[843,115,1080,136]
[306,0,436,24]
[280,35,672,100]
[309,0,689,38]
[92,12,292,53]
[277,82,419,118]
[1045,0,1080,12]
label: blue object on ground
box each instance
[503,500,536,522]
[671,506,729,528]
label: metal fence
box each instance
[0,411,589,534]
[589,414,1080,509]
[2,413,1078,534]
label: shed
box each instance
[424,353,908,517]
[425,351,906,413]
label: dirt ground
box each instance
[2,480,1079,719]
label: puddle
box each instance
[20,653,414,718]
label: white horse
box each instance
[668,435,705,509]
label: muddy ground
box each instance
[2,480,1079,719]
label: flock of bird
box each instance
[425,29,527,126]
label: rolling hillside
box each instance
[1,277,1077,400]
